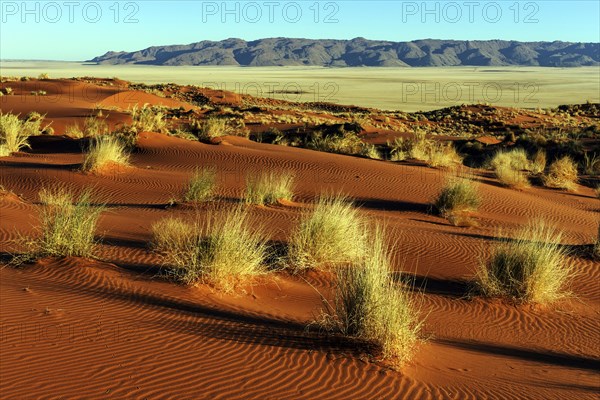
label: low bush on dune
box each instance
[434,178,481,222]
[544,156,578,191]
[494,163,531,189]
[152,208,268,291]
[476,220,573,304]
[183,167,217,203]
[245,171,294,205]
[82,135,130,172]
[288,195,365,272]
[16,187,104,260]
[489,148,531,172]
[0,112,45,156]
[530,149,547,175]
[427,143,463,168]
[388,133,462,168]
[85,115,110,136]
[193,117,232,142]
[320,226,422,366]
[131,104,168,133]
[307,129,363,155]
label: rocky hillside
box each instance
[89,38,600,67]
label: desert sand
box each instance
[0,78,599,399]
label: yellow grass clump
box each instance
[544,156,578,191]
[321,226,422,366]
[245,171,294,205]
[23,187,105,258]
[494,164,530,189]
[152,208,268,292]
[183,167,217,202]
[288,195,365,272]
[477,220,573,304]
[434,178,481,221]
[131,104,168,132]
[0,112,44,156]
[82,136,130,172]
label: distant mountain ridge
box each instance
[90,38,600,67]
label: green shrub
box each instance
[477,220,573,304]
[245,171,294,205]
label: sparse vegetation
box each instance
[64,124,84,138]
[288,195,365,272]
[427,143,463,168]
[193,117,231,142]
[490,148,531,172]
[544,156,578,191]
[320,226,422,365]
[530,149,547,175]
[245,171,294,205]
[494,164,530,189]
[152,208,268,291]
[131,104,168,133]
[183,167,217,203]
[82,135,130,172]
[38,73,50,80]
[477,220,573,304]
[308,130,363,155]
[434,178,481,221]
[0,112,44,156]
[83,116,109,137]
[20,187,105,259]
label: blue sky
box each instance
[1,1,599,60]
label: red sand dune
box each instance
[1,80,599,399]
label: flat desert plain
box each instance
[1,61,599,110]
[0,77,599,399]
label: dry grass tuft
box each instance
[531,150,547,175]
[193,118,231,142]
[131,104,168,132]
[320,226,422,366]
[288,195,365,272]
[0,112,44,156]
[16,187,105,259]
[434,178,481,222]
[183,167,217,202]
[544,156,578,191]
[152,208,268,292]
[477,220,573,304]
[494,163,530,189]
[82,136,130,172]
[245,171,294,205]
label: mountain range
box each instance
[89,38,600,67]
